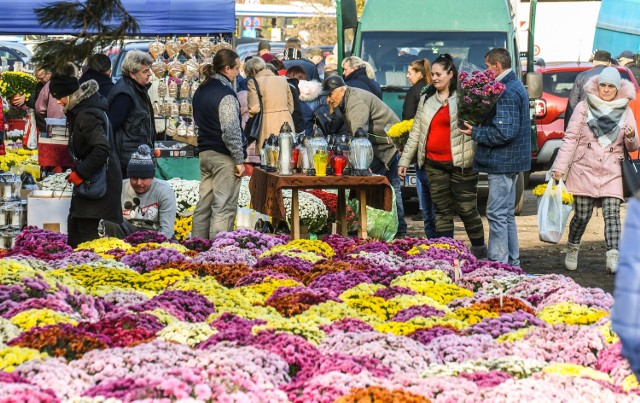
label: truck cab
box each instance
[336,0,540,214]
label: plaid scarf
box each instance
[586,93,629,147]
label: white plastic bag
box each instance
[23,111,38,150]
[537,175,573,244]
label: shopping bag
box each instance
[23,112,38,150]
[537,176,573,244]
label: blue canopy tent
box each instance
[0,0,236,35]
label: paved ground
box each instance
[404,173,619,294]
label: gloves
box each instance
[66,171,83,186]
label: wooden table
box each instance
[249,168,393,239]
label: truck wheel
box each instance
[514,172,525,216]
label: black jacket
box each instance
[108,76,155,175]
[66,80,122,221]
[344,67,382,99]
[287,78,305,133]
[80,69,114,99]
[402,81,428,120]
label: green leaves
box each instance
[31,0,139,73]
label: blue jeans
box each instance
[416,163,437,238]
[371,153,407,234]
[487,173,520,266]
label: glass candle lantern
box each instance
[313,150,328,176]
[349,128,374,176]
[306,126,328,176]
[278,122,294,176]
[332,149,348,176]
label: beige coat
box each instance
[247,69,294,153]
[399,91,476,169]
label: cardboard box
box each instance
[27,190,72,233]
[155,140,196,158]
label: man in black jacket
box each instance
[80,54,114,98]
[108,50,156,177]
[283,37,320,82]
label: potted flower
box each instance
[457,69,505,128]
[0,71,37,105]
[385,119,414,152]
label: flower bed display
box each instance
[1,227,639,401]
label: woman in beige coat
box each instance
[245,57,294,154]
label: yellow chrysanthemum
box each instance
[9,308,78,331]
[266,239,335,258]
[531,183,574,205]
[76,237,131,255]
[0,346,47,372]
[543,363,611,382]
[537,301,608,325]
[387,119,414,138]
[496,327,534,342]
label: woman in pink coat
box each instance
[552,67,638,273]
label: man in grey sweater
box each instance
[100,145,177,239]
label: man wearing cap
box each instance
[258,40,275,64]
[618,50,640,84]
[565,49,612,129]
[322,75,408,238]
[100,144,177,239]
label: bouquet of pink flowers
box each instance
[457,69,506,128]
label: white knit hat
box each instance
[598,67,621,90]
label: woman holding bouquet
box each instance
[551,67,638,273]
[402,59,437,238]
[398,54,486,257]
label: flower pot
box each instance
[7,118,26,132]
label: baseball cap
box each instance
[593,50,612,62]
[617,50,635,59]
[320,75,346,96]
[258,40,271,52]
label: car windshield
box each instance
[360,31,508,87]
[543,69,633,98]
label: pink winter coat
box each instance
[552,76,639,200]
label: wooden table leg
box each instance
[337,189,347,236]
[358,189,368,239]
[291,189,300,240]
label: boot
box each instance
[606,249,619,274]
[565,242,580,271]
[470,245,487,259]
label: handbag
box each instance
[313,103,332,135]
[244,77,263,145]
[622,147,640,197]
[70,112,111,199]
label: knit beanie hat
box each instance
[49,63,80,99]
[127,145,155,178]
[598,67,621,90]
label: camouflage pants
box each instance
[424,159,485,243]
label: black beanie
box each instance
[127,145,156,178]
[49,74,80,99]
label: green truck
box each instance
[335,0,542,214]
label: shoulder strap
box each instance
[252,77,263,106]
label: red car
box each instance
[530,62,640,172]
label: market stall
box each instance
[0,0,237,181]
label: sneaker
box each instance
[606,249,619,274]
[565,242,580,271]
